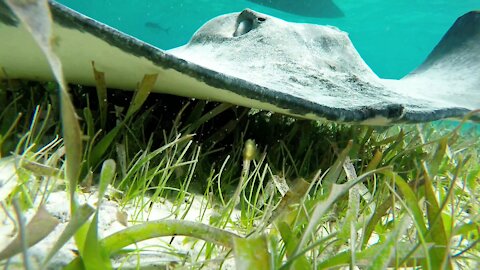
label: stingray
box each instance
[0,1,479,125]
[247,0,344,18]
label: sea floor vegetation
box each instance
[0,79,479,269]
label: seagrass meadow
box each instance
[0,0,480,269]
[0,74,479,269]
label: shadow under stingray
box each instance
[247,0,344,18]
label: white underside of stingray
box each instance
[0,1,479,125]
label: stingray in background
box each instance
[0,1,479,125]
[247,0,344,18]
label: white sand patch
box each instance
[0,184,240,269]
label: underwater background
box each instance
[58,0,479,80]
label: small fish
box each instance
[145,22,170,34]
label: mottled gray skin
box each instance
[171,9,480,122]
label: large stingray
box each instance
[0,1,479,125]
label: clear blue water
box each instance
[58,0,479,79]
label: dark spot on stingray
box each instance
[346,75,359,83]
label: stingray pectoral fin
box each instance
[397,11,480,112]
[0,3,200,95]
[0,2,301,120]
[412,11,480,73]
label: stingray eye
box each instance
[233,9,266,37]
[234,18,254,37]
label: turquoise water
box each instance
[58,0,478,79]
